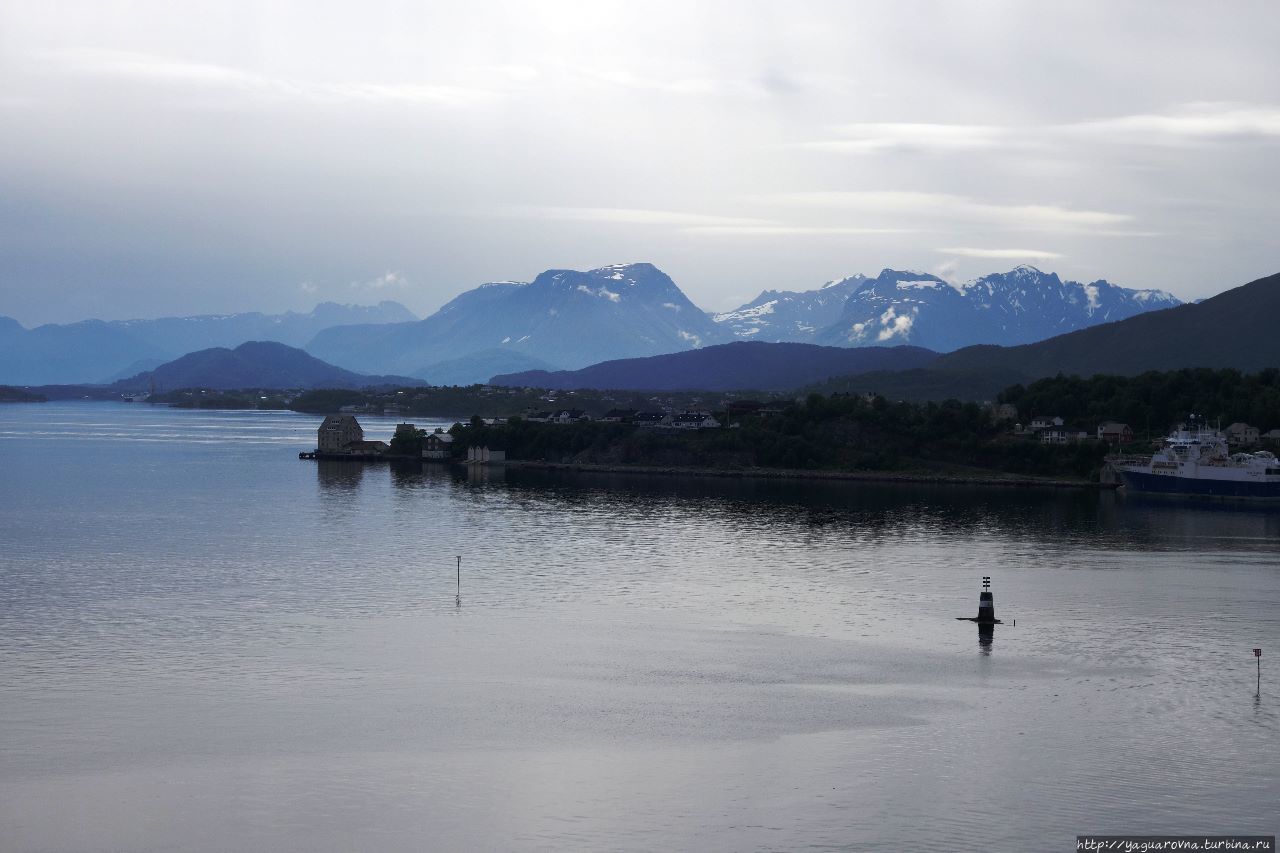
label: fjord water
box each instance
[1,403,1276,852]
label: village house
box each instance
[422,429,454,460]
[466,446,506,463]
[991,403,1019,422]
[671,411,721,430]
[1262,428,1280,443]
[1097,421,1134,444]
[552,409,590,424]
[345,439,389,455]
[632,412,671,427]
[601,409,639,422]
[1225,422,1260,446]
[317,414,364,454]
[1029,415,1064,431]
[1040,427,1090,445]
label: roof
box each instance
[320,414,361,428]
[425,432,454,443]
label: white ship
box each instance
[1112,419,1280,499]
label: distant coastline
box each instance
[497,459,1115,490]
[0,386,46,403]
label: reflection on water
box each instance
[1,403,1277,852]
[978,621,995,654]
[315,458,367,491]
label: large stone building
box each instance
[318,415,364,453]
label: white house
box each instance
[1225,422,1260,446]
[1040,427,1089,445]
[466,446,506,464]
[1029,415,1064,431]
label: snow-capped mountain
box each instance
[306,263,730,379]
[718,266,1181,352]
[712,274,869,341]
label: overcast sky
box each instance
[2,1,1278,325]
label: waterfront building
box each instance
[423,429,454,460]
[318,415,364,453]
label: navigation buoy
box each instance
[956,576,1003,624]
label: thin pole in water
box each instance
[1256,648,1262,696]
[456,555,462,607]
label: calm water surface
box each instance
[1,402,1277,851]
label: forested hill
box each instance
[491,341,938,391]
[115,341,425,391]
[999,368,1280,437]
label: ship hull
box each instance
[1118,469,1280,500]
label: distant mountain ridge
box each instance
[932,270,1280,379]
[1,263,1185,388]
[0,301,416,385]
[713,274,870,341]
[306,263,727,380]
[305,262,1179,382]
[718,265,1181,351]
[491,341,939,392]
[115,341,424,391]
[810,270,1280,401]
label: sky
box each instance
[1,0,1278,326]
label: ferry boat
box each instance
[1112,419,1280,499]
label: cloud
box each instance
[798,104,1280,155]
[498,206,910,236]
[937,247,1064,260]
[797,123,1011,154]
[352,271,408,290]
[1063,103,1280,144]
[299,281,318,294]
[501,205,771,228]
[686,225,912,236]
[570,66,796,99]
[40,49,505,107]
[767,191,1132,232]
[932,258,961,285]
[876,306,916,341]
[576,284,621,302]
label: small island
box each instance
[0,386,46,403]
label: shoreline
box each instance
[495,459,1116,490]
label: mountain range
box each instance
[718,266,1180,351]
[0,301,416,385]
[494,270,1279,398]
[2,263,1186,387]
[305,263,1182,384]
[30,270,1272,399]
[305,263,724,380]
[806,270,1280,401]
